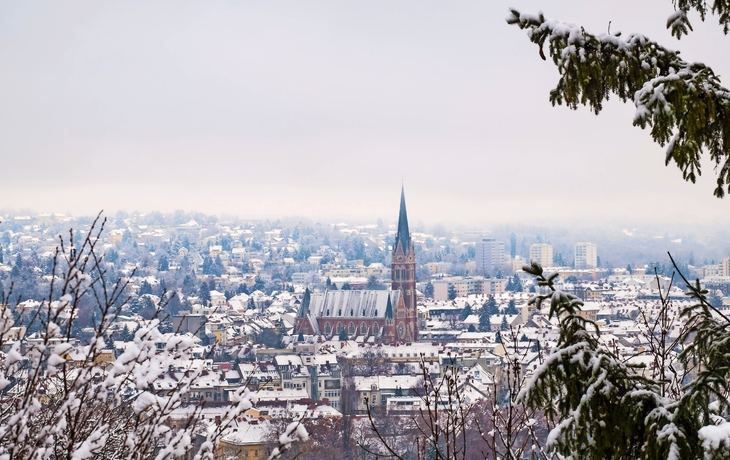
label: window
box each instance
[373,323,379,334]
[325,323,331,334]
[349,323,355,334]
[361,323,367,334]
[337,323,343,333]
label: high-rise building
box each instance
[475,238,506,273]
[575,242,598,269]
[530,243,554,267]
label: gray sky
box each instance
[2,0,730,225]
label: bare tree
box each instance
[0,214,305,460]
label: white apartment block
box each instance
[575,243,598,269]
[475,238,506,273]
[529,244,553,267]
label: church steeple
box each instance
[395,186,411,253]
[390,186,417,342]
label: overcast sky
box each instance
[2,1,730,226]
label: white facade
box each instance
[574,243,598,269]
[475,238,506,273]
[529,244,553,267]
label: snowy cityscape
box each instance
[4,0,730,459]
[2,188,730,458]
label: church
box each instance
[294,188,418,344]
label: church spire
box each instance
[395,186,411,253]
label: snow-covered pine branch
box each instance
[507,9,730,198]
[672,0,730,36]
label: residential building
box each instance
[475,238,506,273]
[529,244,553,267]
[575,242,598,269]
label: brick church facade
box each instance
[294,188,418,344]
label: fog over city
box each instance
[2,1,730,225]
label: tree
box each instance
[212,255,224,276]
[507,5,730,198]
[479,303,492,332]
[199,280,211,305]
[485,295,499,316]
[447,284,457,301]
[460,303,473,320]
[157,254,169,271]
[519,256,730,460]
[338,328,348,341]
[424,281,434,299]
[505,298,518,315]
[10,253,22,278]
[341,282,352,291]
[201,255,213,275]
[253,276,266,292]
[367,275,384,290]
[500,315,509,331]
[139,280,153,296]
[0,215,303,460]
[511,274,523,292]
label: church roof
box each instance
[301,290,401,320]
[296,288,311,318]
[395,186,411,253]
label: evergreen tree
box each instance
[201,256,213,275]
[485,295,499,315]
[236,283,249,295]
[338,328,348,341]
[246,297,256,310]
[500,315,509,331]
[183,273,196,294]
[508,7,730,198]
[447,284,457,301]
[199,281,211,305]
[139,280,153,296]
[366,275,382,290]
[478,304,492,332]
[467,324,477,332]
[253,276,265,292]
[212,255,224,276]
[157,254,169,271]
[0,245,4,264]
[11,254,22,278]
[460,303,473,320]
[341,282,352,291]
[424,281,434,299]
[511,274,523,292]
[506,298,518,315]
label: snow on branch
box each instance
[507,9,730,198]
